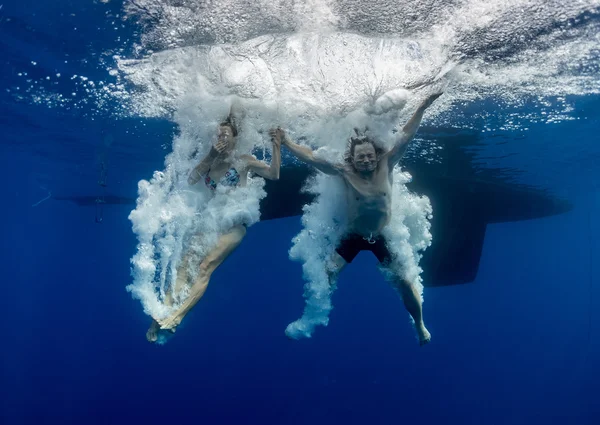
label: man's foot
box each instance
[146,320,160,343]
[158,313,183,331]
[416,323,431,346]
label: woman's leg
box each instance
[146,252,196,342]
[158,224,247,330]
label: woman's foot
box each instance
[158,312,184,331]
[146,320,160,343]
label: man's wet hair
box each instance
[220,114,238,137]
[344,127,385,164]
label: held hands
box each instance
[268,127,285,148]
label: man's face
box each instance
[352,142,378,173]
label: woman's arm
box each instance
[242,129,282,180]
[187,141,226,185]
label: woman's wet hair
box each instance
[344,127,385,164]
[220,113,238,137]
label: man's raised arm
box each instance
[272,128,341,175]
[386,92,443,167]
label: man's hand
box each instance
[420,91,443,110]
[387,91,443,166]
[269,127,285,148]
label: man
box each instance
[271,92,442,345]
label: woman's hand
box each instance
[213,138,229,155]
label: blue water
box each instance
[2,1,600,424]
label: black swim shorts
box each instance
[335,233,393,264]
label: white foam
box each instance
[7,0,599,130]
[113,33,447,121]
[285,173,348,339]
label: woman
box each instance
[146,117,282,342]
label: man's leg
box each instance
[327,251,347,286]
[390,275,431,346]
[372,236,430,346]
[157,224,247,331]
[285,251,347,339]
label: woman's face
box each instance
[218,125,236,150]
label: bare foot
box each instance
[417,324,431,346]
[146,320,160,343]
[158,313,183,331]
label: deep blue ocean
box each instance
[1,1,599,424]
